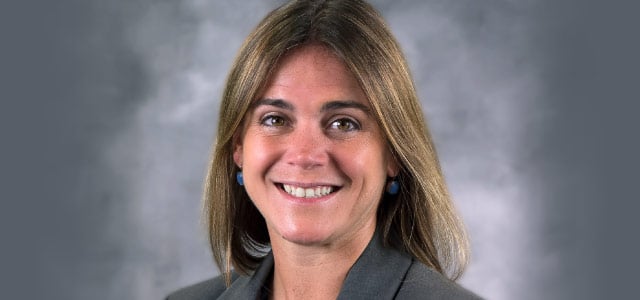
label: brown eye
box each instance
[330,118,359,131]
[261,115,286,127]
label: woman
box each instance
[169,0,480,299]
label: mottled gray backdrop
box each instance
[2,0,639,299]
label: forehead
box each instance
[265,44,363,94]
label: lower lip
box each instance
[276,185,336,204]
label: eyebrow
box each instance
[321,100,371,113]
[253,98,371,114]
[252,98,294,110]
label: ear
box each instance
[233,145,242,168]
[232,132,243,168]
[386,151,400,177]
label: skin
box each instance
[234,44,397,299]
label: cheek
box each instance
[336,139,389,182]
[241,133,284,176]
[241,136,279,207]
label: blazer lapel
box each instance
[217,253,274,300]
[337,232,413,300]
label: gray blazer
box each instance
[167,233,481,299]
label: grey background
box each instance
[2,0,638,299]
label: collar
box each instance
[217,232,413,299]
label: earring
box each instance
[236,171,244,186]
[386,178,399,195]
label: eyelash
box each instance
[260,114,287,127]
[259,114,361,132]
[328,117,360,132]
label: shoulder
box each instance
[166,274,233,300]
[396,260,482,300]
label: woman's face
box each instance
[234,45,397,247]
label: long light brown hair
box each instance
[204,0,470,284]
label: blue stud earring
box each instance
[236,171,244,186]
[386,178,399,195]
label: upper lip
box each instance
[275,181,341,188]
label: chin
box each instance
[276,225,334,246]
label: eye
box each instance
[329,118,360,132]
[260,115,286,127]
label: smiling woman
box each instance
[235,44,396,251]
[167,0,479,299]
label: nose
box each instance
[284,123,329,170]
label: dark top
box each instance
[167,233,481,299]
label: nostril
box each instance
[285,149,328,169]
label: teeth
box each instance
[282,184,334,198]
[295,187,305,197]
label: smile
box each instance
[280,183,337,198]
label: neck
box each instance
[268,227,375,300]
